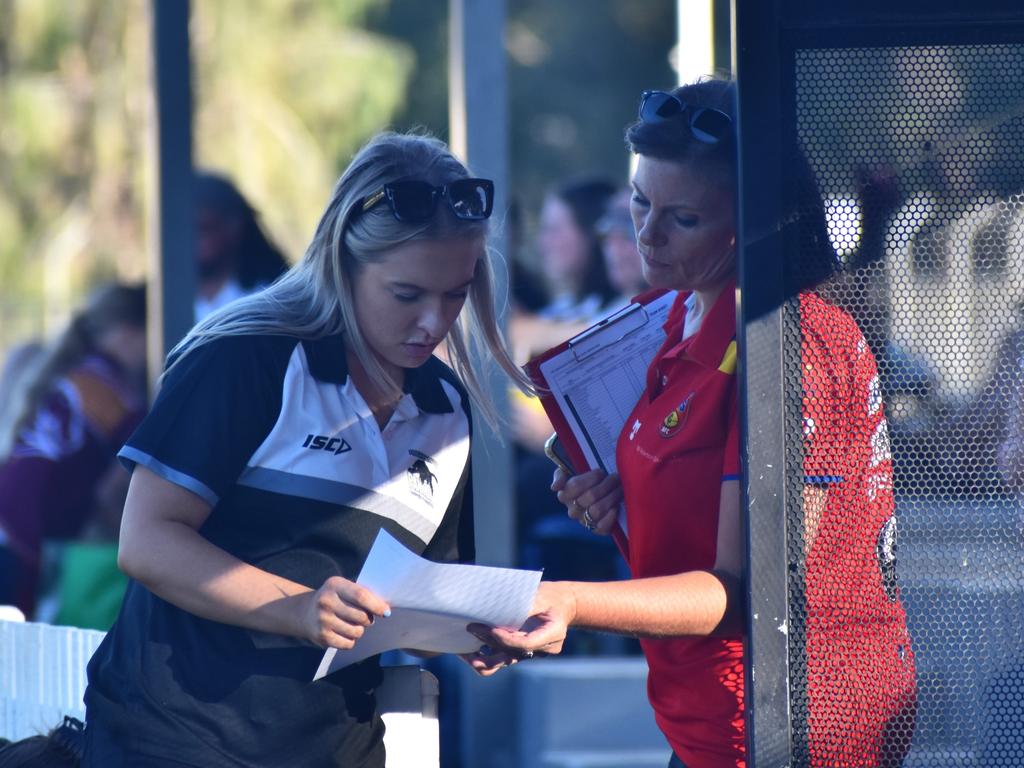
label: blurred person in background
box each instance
[535,176,619,322]
[598,186,649,312]
[987,375,1024,764]
[509,178,635,654]
[506,198,550,316]
[508,176,619,365]
[994,315,1024,496]
[194,170,290,321]
[0,283,147,619]
[510,176,621,448]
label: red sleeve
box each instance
[801,295,844,485]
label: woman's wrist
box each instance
[277,587,316,642]
[546,580,580,626]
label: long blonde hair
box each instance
[170,131,531,426]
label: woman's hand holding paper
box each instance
[300,576,391,650]
[470,582,577,661]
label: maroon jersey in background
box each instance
[0,353,145,615]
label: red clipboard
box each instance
[523,289,675,560]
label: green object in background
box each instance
[53,542,127,631]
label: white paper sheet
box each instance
[314,531,541,679]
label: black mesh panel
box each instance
[785,43,1024,766]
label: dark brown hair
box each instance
[0,716,84,767]
[551,176,618,306]
[195,171,289,288]
[625,78,737,181]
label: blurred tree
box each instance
[0,0,675,360]
[0,0,147,346]
[366,0,450,139]
[192,0,414,258]
[368,0,677,268]
[0,0,412,356]
[506,1,676,209]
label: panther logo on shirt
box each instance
[407,450,437,505]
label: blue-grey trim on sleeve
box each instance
[721,473,741,482]
[804,475,844,485]
[118,445,221,507]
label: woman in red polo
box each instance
[482,78,916,768]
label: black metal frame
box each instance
[734,0,794,764]
[736,1,1024,765]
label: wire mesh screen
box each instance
[785,44,1024,766]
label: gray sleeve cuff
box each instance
[118,445,220,507]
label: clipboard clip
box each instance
[568,302,650,362]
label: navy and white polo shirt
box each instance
[83,333,474,768]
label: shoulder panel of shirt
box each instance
[799,291,863,352]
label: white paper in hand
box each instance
[314,530,541,680]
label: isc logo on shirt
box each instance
[302,434,352,455]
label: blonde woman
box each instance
[82,133,528,767]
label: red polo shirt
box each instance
[617,284,745,768]
[616,288,916,768]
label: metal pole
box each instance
[734,0,795,764]
[449,7,519,767]
[149,0,195,382]
[449,0,515,569]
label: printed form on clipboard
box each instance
[525,290,678,540]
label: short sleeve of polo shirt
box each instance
[801,294,870,486]
[119,335,296,507]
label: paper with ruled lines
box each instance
[538,291,676,477]
[314,530,541,679]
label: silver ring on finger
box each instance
[523,650,535,660]
[582,508,596,531]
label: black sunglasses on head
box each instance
[638,90,733,145]
[360,177,494,223]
